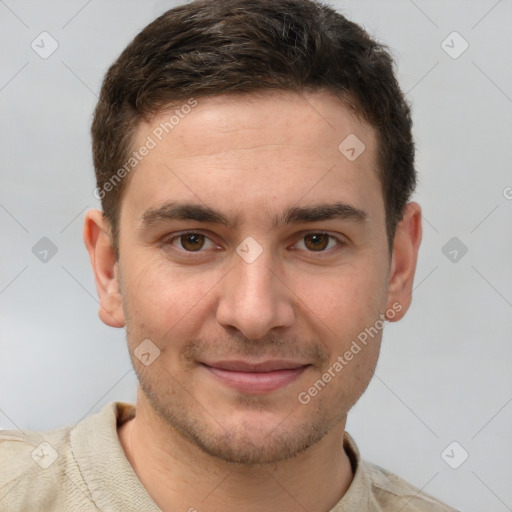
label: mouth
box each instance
[200,360,311,394]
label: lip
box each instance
[201,360,310,393]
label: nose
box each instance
[215,245,295,340]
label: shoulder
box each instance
[0,423,69,481]
[361,459,459,512]
[0,423,94,510]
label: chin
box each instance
[159,399,335,465]
[138,367,346,466]
[184,420,330,465]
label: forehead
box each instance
[121,90,382,228]
[146,91,375,158]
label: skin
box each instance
[83,90,422,512]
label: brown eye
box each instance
[179,233,205,251]
[303,233,330,251]
[165,231,218,257]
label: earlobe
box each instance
[83,209,125,328]
[385,202,422,322]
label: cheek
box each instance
[339,339,381,402]
[121,255,219,335]
[290,262,386,329]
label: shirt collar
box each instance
[70,401,161,511]
[71,401,370,512]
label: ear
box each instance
[83,209,125,328]
[385,202,422,321]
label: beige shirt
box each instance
[0,401,458,511]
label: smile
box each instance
[200,360,310,393]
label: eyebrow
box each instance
[139,200,368,231]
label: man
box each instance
[0,0,458,510]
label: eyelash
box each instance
[162,231,345,258]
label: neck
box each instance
[118,394,354,512]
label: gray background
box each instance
[1,1,511,510]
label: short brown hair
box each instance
[91,0,416,260]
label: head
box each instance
[84,0,421,465]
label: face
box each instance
[94,91,407,465]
